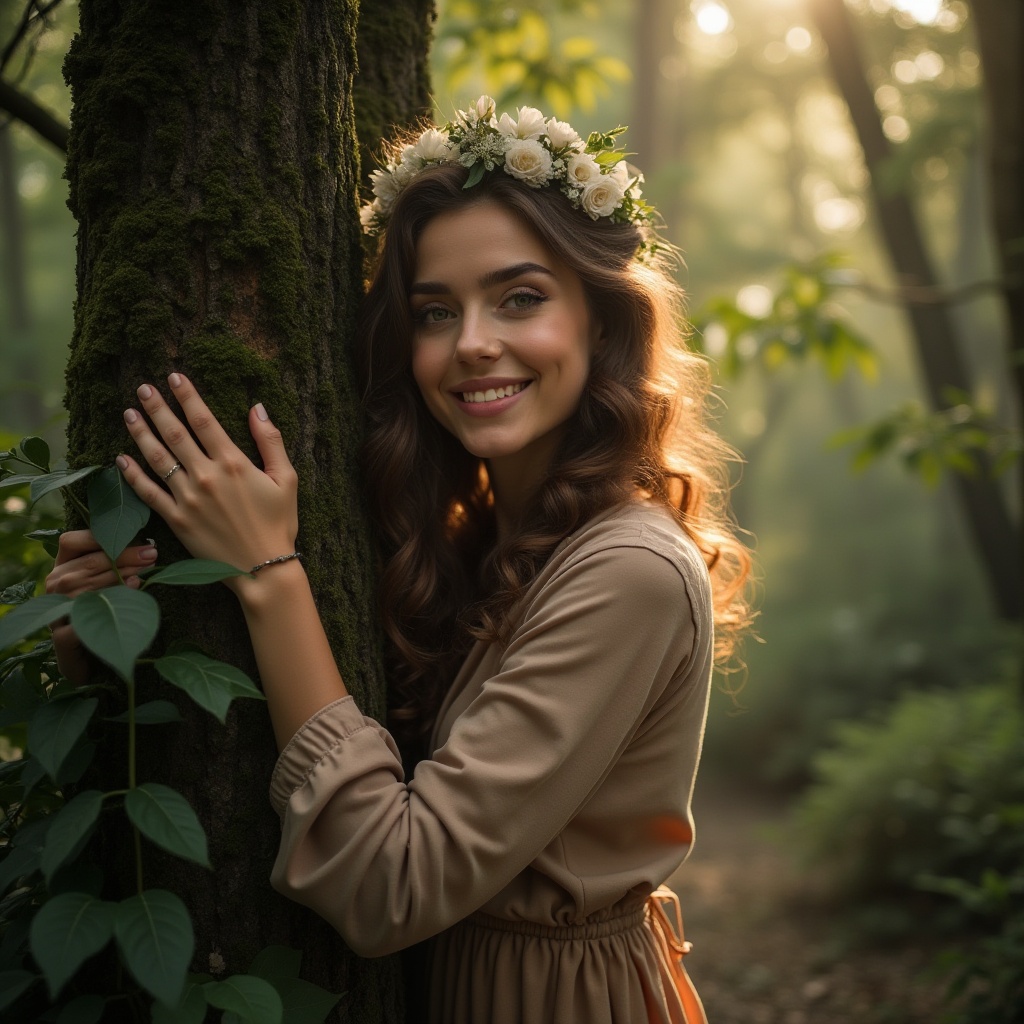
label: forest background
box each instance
[0,0,1021,1022]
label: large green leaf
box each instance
[274,978,342,1024]
[30,466,100,507]
[87,466,150,561]
[125,783,210,868]
[70,588,159,681]
[0,968,37,1012]
[0,595,73,651]
[27,698,99,783]
[152,979,208,1024]
[154,652,264,723]
[248,945,301,982]
[114,890,194,1007]
[29,892,115,998]
[203,976,283,1024]
[54,993,106,1024]
[41,790,105,883]
[143,559,250,586]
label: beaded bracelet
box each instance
[249,552,302,575]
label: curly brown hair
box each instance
[357,163,752,755]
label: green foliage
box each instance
[435,0,629,114]
[794,680,1024,941]
[832,391,1022,486]
[0,439,339,1022]
[694,254,879,381]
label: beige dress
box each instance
[269,502,714,1024]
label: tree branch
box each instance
[0,77,68,153]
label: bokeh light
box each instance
[693,1,732,35]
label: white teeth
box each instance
[461,382,526,403]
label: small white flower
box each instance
[566,152,601,187]
[545,117,582,150]
[581,177,626,219]
[359,203,377,231]
[413,128,455,163]
[370,168,401,209]
[504,138,553,185]
[496,112,518,137]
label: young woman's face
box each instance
[410,201,597,480]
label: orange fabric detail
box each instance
[645,887,708,1024]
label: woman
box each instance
[47,97,752,1023]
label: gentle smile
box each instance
[460,382,529,404]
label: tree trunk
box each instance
[808,0,1022,622]
[970,0,1024,606]
[61,1,426,1019]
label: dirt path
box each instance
[666,780,947,1024]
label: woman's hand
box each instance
[44,530,159,685]
[117,373,298,593]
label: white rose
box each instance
[504,138,553,185]
[581,177,626,219]
[513,106,547,140]
[545,117,582,150]
[413,128,455,163]
[566,152,601,187]
[607,160,630,187]
[474,95,496,121]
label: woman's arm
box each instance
[116,373,349,748]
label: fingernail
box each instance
[137,384,153,400]
[126,575,141,588]
[255,402,269,422]
[139,545,158,560]
[168,372,182,388]
[116,454,129,470]
[123,410,138,424]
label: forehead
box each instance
[413,201,557,280]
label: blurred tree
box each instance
[3,0,434,1018]
[808,0,1020,621]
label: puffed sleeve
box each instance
[268,540,703,956]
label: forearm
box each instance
[234,561,350,749]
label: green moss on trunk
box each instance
[63,0,409,1018]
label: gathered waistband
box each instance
[463,904,648,941]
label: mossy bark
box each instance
[61,1,428,1019]
[353,0,435,189]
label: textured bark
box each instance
[809,0,1022,621]
[970,0,1024,608]
[353,0,434,189]
[61,0,425,1019]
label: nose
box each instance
[453,308,502,363]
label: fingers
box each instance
[128,382,205,479]
[250,403,297,483]
[55,529,104,565]
[46,542,158,597]
[166,372,234,456]
[115,452,178,520]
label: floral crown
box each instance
[360,95,655,239]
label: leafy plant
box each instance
[0,439,340,1023]
[793,679,1024,941]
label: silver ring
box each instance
[163,461,183,481]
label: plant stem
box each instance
[127,675,143,894]
[65,489,90,523]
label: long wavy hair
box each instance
[357,163,753,755]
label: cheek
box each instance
[411,344,448,416]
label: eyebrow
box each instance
[409,261,555,296]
